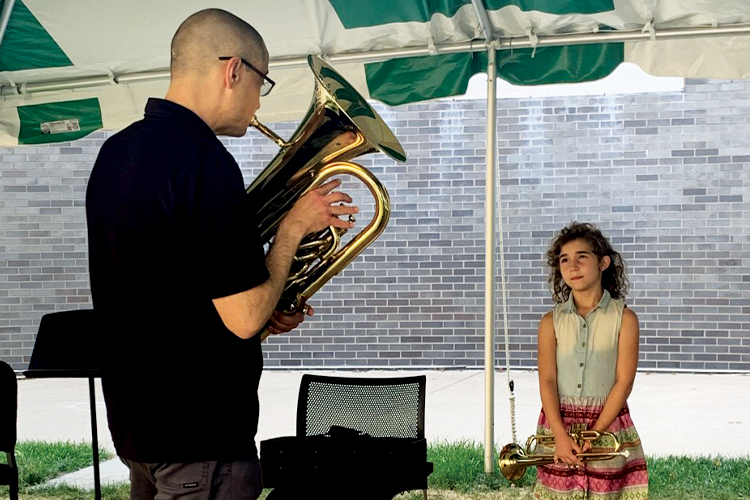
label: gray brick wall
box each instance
[1,78,749,372]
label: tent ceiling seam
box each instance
[3,23,750,98]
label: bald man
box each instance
[85,9,357,500]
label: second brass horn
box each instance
[499,424,631,481]
[247,56,406,340]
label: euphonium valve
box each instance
[247,56,405,340]
[499,424,631,481]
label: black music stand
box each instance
[23,309,103,500]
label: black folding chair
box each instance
[0,361,19,500]
[23,309,103,500]
[262,374,433,500]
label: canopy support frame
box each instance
[4,24,750,97]
[0,0,16,50]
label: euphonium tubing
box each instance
[499,430,631,481]
[247,55,404,340]
[259,161,390,340]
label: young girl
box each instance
[534,222,648,500]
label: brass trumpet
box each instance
[499,424,631,481]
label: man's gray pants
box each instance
[122,457,263,500]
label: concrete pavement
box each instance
[16,369,750,488]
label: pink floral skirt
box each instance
[534,396,648,500]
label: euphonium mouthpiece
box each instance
[250,116,288,147]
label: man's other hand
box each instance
[265,304,315,335]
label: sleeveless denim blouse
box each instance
[552,289,625,398]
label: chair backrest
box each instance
[0,361,17,453]
[296,374,426,439]
[27,309,100,373]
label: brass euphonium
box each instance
[247,56,406,340]
[499,424,631,481]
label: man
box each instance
[85,9,358,500]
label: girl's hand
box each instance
[581,439,592,453]
[553,432,584,467]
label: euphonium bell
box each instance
[247,56,406,340]
[499,424,631,481]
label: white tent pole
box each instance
[4,23,750,97]
[483,43,498,475]
[469,0,498,476]
[0,0,16,49]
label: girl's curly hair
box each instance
[546,222,629,303]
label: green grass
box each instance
[425,440,537,491]
[400,441,750,500]
[0,441,116,499]
[3,441,749,499]
[12,441,112,489]
[647,455,750,500]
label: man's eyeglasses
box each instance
[219,56,275,96]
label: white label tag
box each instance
[40,119,81,135]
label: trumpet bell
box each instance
[498,443,528,482]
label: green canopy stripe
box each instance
[366,53,476,106]
[484,0,614,15]
[329,0,614,28]
[329,0,469,28]
[492,43,624,86]
[17,98,103,145]
[365,43,623,106]
[0,0,72,71]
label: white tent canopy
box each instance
[2,0,750,146]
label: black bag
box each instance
[261,426,432,493]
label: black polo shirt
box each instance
[86,98,270,462]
